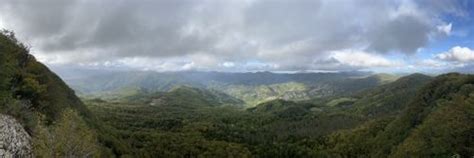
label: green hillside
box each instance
[0,31,90,125]
[350,73,433,117]
[324,73,474,157]
[126,86,244,108]
[86,90,363,157]
[84,71,474,157]
[0,31,124,157]
[85,90,252,157]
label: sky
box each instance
[1,0,474,73]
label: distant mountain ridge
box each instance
[57,69,399,106]
[126,86,245,108]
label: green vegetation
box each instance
[326,97,357,107]
[0,30,91,124]
[82,73,474,157]
[214,82,310,106]
[33,109,100,157]
[349,73,433,117]
[323,73,474,157]
[0,30,116,157]
[85,93,364,157]
[85,98,252,157]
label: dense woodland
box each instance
[1,31,474,157]
[85,72,474,157]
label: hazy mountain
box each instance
[56,69,399,106]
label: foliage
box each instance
[323,73,474,157]
[84,73,474,157]
[0,30,90,125]
[84,87,365,157]
[33,109,100,157]
[0,31,117,157]
[349,73,433,117]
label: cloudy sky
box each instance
[1,0,474,73]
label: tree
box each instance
[34,109,99,157]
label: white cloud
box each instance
[328,50,401,68]
[436,46,474,62]
[405,46,474,73]
[417,59,447,68]
[437,23,452,35]
[115,57,197,72]
[222,62,236,68]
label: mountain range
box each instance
[55,69,400,106]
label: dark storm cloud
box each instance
[0,0,76,37]
[2,0,212,56]
[0,0,465,71]
[369,14,432,53]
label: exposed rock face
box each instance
[0,114,33,158]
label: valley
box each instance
[78,72,474,157]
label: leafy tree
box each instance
[33,109,99,157]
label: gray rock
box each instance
[0,114,33,158]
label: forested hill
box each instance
[325,73,474,157]
[0,31,118,157]
[348,73,433,117]
[0,31,89,123]
[84,71,474,157]
[125,86,245,107]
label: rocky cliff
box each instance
[0,114,33,157]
